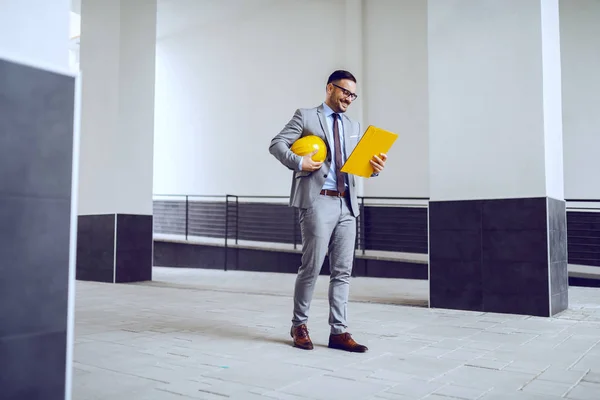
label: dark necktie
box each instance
[332,113,345,193]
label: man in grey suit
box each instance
[269,70,386,352]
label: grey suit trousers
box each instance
[292,193,356,334]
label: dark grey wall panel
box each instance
[567,211,600,267]
[153,200,600,269]
[77,214,153,283]
[237,203,297,244]
[0,57,75,400]
[0,197,71,337]
[76,214,115,283]
[115,214,153,283]
[354,258,428,280]
[0,63,74,199]
[0,331,67,400]
[154,240,227,270]
[236,247,304,274]
[569,276,600,288]
[429,197,568,317]
[429,199,484,312]
[362,206,428,254]
[153,240,427,280]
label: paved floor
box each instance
[73,267,600,399]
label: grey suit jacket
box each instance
[269,104,362,217]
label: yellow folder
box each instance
[341,125,399,178]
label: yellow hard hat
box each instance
[291,135,327,162]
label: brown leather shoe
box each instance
[291,324,313,350]
[328,332,368,352]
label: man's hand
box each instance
[370,153,387,174]
[302,150,323,172]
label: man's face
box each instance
[326,79,357,113]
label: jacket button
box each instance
[324,174,328,178]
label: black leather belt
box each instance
[320,189,346,197]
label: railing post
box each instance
[224,195,229,271]
[361,197,366,255]
[185,195,189,241]
[235,196,240,270]
[235,196,239,245]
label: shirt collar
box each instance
[322,102,338,118]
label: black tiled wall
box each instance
[429,197,568,317]
[363,206,428,253]
[115,214,153,283]
[567,211,600,267]
[76,213,153,283]
[77,214,116,283]
[153,200,600,270]
[0,58,75,399]
[237,203,298,243]
[153,240,428,280]
[428,200,485,312]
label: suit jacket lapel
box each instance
[342,114,353,164]
[317,105,335,166]
[317,105,331,147]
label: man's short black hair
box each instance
[327,70,356,85]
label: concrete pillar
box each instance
[561,0,600,202]
[560,0,600,269]
[344,0,366,197]
[0,0,78,398]
[427,0,568,317]
[76,0,157,283]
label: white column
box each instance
[344,0,364,127]
[77,0,156,283]
[427,0,567,317]
[0,0,70,73]
[559,0,600,271]
[345,0,365,197]
[428,0,563,202]
[362,0,429,198]
[79,0,156,215]
[560,0,600,201]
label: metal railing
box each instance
[565,199,600,268]
[153,194,429,265]
[153,195,600,270]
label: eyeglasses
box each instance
[331,83,358,101]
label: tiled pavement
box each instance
[73,267,600,399]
